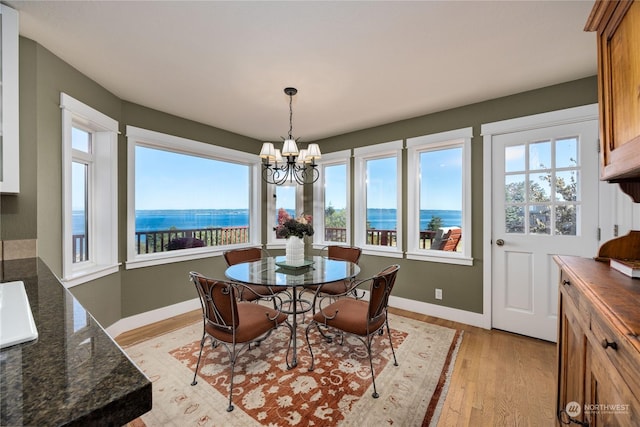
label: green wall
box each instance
[313,76,598,313]
[1,36,598,326]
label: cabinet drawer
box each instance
[560,270,583,310]
[590,311,640,397]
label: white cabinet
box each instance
[0,5,19,194]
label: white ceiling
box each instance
[6,0,597,142]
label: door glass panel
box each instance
[555,205,577,236]
[529,205,551,235]
[505,206,525,233]
[529,173,551,202]
[556,137,578,168]
[504,135,582,235]
[505,174,526,202]
[529,140,551,170]
[555,170,577,201]
[505,145,525,173]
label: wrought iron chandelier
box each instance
[260,87,321,185]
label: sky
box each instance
[134,146,250,210]
[73,138,467,212]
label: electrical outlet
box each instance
[435,288,442,300]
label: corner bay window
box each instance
[126,126,261,268]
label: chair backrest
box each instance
[223,247,266,266]
[440,228,461,251]
[368,264,400,321]
[326,245,362,264]
[429,229,445,250]
[189,272,238,333]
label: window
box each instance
[61,93,119,287]
[354,141,403,257]
[406,128,472,265]
[267,182,303,248]
[313,150,351,247]
[126,126,261,268]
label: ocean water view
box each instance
[72,208,462,234]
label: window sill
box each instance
[125,247,225,270]
[61,263,121,288]
[406,251,473,266]
[360,247,404,258]
[266,242,287,250]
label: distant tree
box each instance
[427,216,443,231]
[325,203,346,228]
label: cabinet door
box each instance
[597,1,640,180]
[557,290,586,425]
[585,340,640,426]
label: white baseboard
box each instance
[105,294,489,339]
[388,295,490,329]
[106,298,201,338]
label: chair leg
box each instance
[385,317,398,367]
[365,334,379,399]
[191,333,206,386]
[227,352,236,412]
[305,323,317,371]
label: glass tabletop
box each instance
[224,255,360,287]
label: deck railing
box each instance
[325,228,435,248]
[72,227,439,261]
[135,226,250,254]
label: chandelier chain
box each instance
[288,91,294,140]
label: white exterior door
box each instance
[491,119,599,342]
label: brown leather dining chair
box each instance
[223,247,279,302]
[306,245,362,311]
[304,264,400,399]
[189,272,292,412]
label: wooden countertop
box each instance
[554,255,640,343]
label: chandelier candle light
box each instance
[260,88,322,185]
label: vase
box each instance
[285,236,305,266]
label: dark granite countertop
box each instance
[0,258,152,426]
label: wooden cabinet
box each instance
[555,256,640,426]
[585,0,640,200]
[557,278,587,425]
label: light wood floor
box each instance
[115,307,556,426]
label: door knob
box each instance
[496,239,505,246]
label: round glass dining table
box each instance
[225,255,360,367]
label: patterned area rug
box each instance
[124,313,462,426]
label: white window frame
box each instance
[61,93,119,287]
[266,181,304,249]
[0,5,19,193]
[125,126,262,269]
[312,150,352,249]
[354,140,403,258]
[406,127,473,265]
